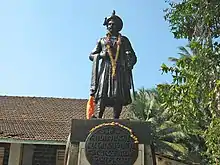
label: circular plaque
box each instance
[85,122,139,165]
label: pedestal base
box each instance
[65,119,154,165]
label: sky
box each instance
[0,0,187,99]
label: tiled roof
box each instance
[0,96,130,143]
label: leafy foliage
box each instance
[129,88,189,159]
[164,0,220,41]
[158,0,220,164]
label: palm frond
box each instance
[162,141,188,155]
[129,87,188,158]
[157,127,179,136]
[168,57,179,62]
[178,46,191,57]
[154,139,187,157]
[159,131,188,142]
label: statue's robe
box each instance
[89,35,137,107]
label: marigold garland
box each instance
[106,33,121,78]
[89,122,139,144]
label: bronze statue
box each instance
[89,10,137,119]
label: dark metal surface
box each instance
[89,10,137,119]
[84,124,138,165]
[70,119,152,144]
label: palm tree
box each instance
[129,88,189,160]
[167,45,210,163]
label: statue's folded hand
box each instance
[99,51,107,58]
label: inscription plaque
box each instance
[85,122,139,165]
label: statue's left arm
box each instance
[122,36,137,70]
[122,36,137,94]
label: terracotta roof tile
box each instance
[0,96,130,142]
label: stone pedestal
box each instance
[66,119,154,165]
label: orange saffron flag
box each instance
[86,96,95,119]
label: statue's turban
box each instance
[103,10,123,32]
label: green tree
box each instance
[129,88,189,160]
[158,0,220,163]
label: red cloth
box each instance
[86,96,95,119]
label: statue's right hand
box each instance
[90,89,95,96]
[99,51,107,58]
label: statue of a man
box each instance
[89,10,137,119]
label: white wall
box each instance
[8,143,22,165]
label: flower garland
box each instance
[106,33,121,78]
[89,122,139,144]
